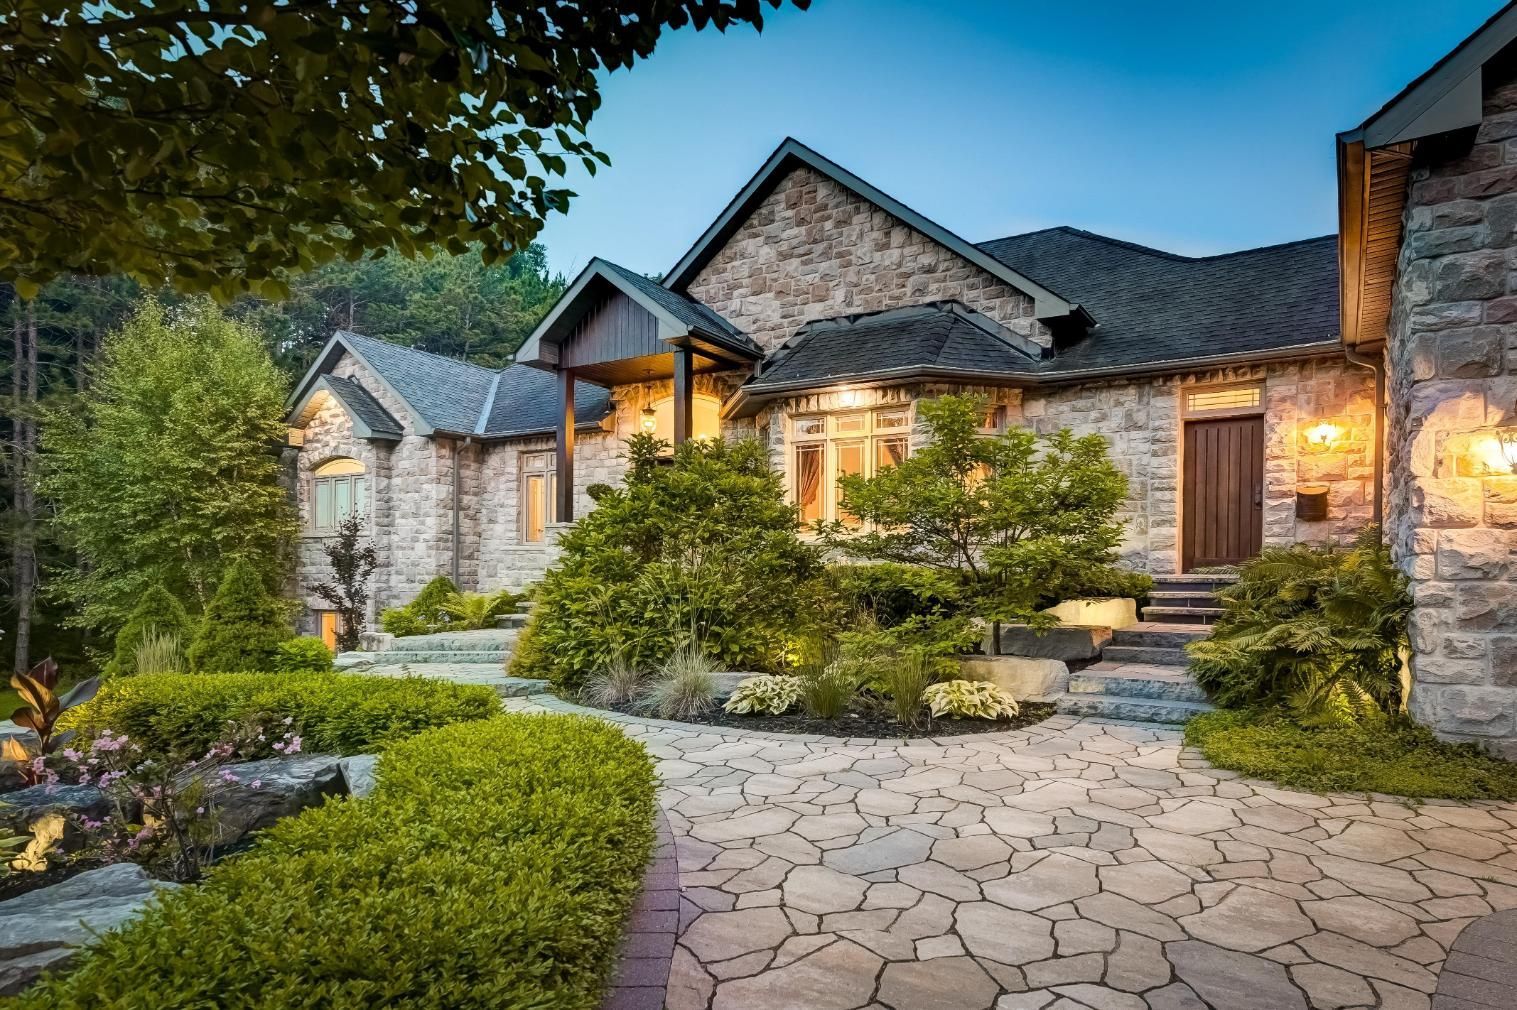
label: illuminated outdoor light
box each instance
[1303,421,1343,449]
[1501,430,1517,473]
[640,405,657,434]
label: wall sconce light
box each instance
[1500,430,1517,473]
[1303,421,1344,450]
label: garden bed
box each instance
[597,696,1056,739]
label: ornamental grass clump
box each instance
[642,643,720,721]
[881,649,936,727]
[105,585,191,677]
[923,680,1019,721]
[132,630,183,676]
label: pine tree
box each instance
[187,560,291,672]
[104,584,191,676]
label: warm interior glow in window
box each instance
[791,407,913,524]
[522,452,555,543]
[1186,387,1262,414]
[650,394,721,443]
[310,458,367,532]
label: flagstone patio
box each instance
[504,697,1517,1010]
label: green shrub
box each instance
[273,637,334,673]
[923,680,1019,720]
[512,435,822,692]
[827,563,964,627]
[10,714,657,1010]
[441,589,519,630]
[63,672,497,759]
[1187,527,1412,721]
[641,643,719,721]
[380,575,463,637]
[1043,566,1155,609]
[104,585,191,677]
[1185,708,1517,800]
[880,649,935,727]
[723,675,801,716]
[186,560,291,672]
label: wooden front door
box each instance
[1183,416,1264,570]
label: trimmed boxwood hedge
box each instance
[62,672,498,758]
[10,714,657,1010]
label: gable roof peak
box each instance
[660,137,1086,325]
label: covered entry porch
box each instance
[515,258,762,521]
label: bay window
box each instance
[792,407,911,524]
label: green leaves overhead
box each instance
[0,1,808,297]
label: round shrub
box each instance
[380,575,462,637]
[274,636,333,673]
[10,714,656,1010]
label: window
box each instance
[1184,384,1263,417]
[522,451,557,543]
[792,407,912,524]
[310,458,367,533]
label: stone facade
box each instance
[1387,53,1517,756]
[687,165,1050,354]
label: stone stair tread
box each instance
[1142,606,1224,617]
[1054,691,1214,725]
[1148,591,1219,601]
[1152,573,1237,583]
[1123,621,1211,635]
[1083,661,1199,680]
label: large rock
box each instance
[986,624,1112,661]
[0,863,179,995]
[958,656,1068,699]
[1041,597,1138,630]
[208,754,345,846]
[0,784,126,860]
[339,754,378,799]
[357,631,395,653]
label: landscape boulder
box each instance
[208,754,345,846]
[959,656,1069,700]
[986,624,1112,661]
[0,863,179,995]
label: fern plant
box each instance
[1187,527,1411,723]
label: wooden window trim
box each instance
[790,406,913,525]
[521,451,556,544]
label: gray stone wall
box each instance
[1386,53,1517,756]
[686,165,1050,353]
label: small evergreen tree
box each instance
[829,394,1137,631]
[307,515,378,653]
[187,560,290,672]
[104,584,190,676]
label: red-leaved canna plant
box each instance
[2,658,100,784]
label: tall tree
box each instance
[1,1,806,299]
[37,299,297,633]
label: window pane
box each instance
[835,440,866,525]
[1186,386,1261,413]
[334,477,353,522]
[314,479,334,529]
[352,477,368,518]
[795,444,823,523]
[834,413,867,434]
[794,416,825,438]
[525,475,544,542]
[876,436,908,472]
[981,405,1006,431]
[875,409,909,431]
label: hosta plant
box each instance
[923,680,1019,721]
[2,658,100,783]
[724,675,802,716]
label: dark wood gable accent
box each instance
[559,291,663,369]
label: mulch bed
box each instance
[597,696,1056,740]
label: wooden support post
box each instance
[556,368,575,523]
[672,346,693,445]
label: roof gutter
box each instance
[725,341,1343,417]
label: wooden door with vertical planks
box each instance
[1183,416,1264,570]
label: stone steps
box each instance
[1141,575,1229,626]
[347,662,547,697]
[1140,605,1224,626]
[1054,691,1214,725]
[1110,623,1210,649]
[1101,644,1191,667]
[348,649,510,665]
[1070,662,1210,703]
[337,628,517,669]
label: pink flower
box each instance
[249,778,262,789]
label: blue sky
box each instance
[532,0,1499,278]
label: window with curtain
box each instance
[791,407,911,524]
[522,451,557,543]
[310,458,367,533]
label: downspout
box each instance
[451,436,472,585]
[1344,346,1385,532]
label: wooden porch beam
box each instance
[672,345,693,445]
[556,368,575,522]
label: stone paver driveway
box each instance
[511,700,1517,1010]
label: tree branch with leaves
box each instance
[307,515,378,654]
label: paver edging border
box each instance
[600,807,678,1010]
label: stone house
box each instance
[287,6,1517,753]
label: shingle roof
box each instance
[337,330,498,433]
[976,228,1340,373]
[750,303,1042,390]
[598,260,759,353]
[322,375,402,438]
[481,365,613,437]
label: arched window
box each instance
[646,394,722,443]
[311,457,367,532]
